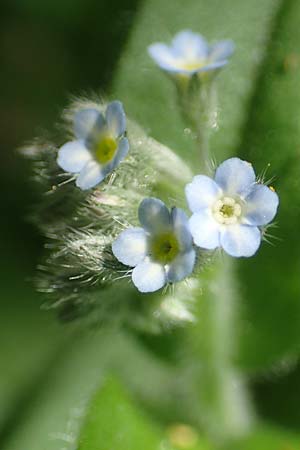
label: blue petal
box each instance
[244,184,279,226]
[111,137,129,167]
[148,43,175,68]
[138,198,171,233]
[76,160,105,190]
[171,207,193,251]
[209,40,235,62]
[172,30,208,59]
[132,259,166,293]
[167,249,196,282]
[74,108,105,140]
[57,140,91,173]
[102,137,129,175]
[148,43,205,73]
[185,175,221,212]
[106,101,126,137]
[220,224,261,257]
[189,210,220,250]
[112,227,147,267]
[215,157,256,197]
[196,60,228,72]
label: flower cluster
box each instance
[112,158,279,292]
[43,32,278,294]
[25,29,280,325]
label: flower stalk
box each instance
[176,77,217,171]
[187,256,253,444]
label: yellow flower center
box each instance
[220,203,235,217]
[94,136,117,164]
[175,58,206,71]
[150,232,179,264]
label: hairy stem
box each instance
[188,256,253,444]
[177,77,216,172]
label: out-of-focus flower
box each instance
[57,101,129,190]
[148,30,234,77]
[185,157,279,257]
[112,197,196,292]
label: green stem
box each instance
[176,77,216,172]
[195,114,210,173]
[189,256,254,444]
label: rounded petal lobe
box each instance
[112,137,129,167]
[112,227,147,267]
[197,60,228,72]
[172,30,208,59]
[167,249,196,282]
[185,175,221,212]
[76,160,105,190]
[57,140,91,173]
[215,157,256,196]
[209,40,235,62]
[132,259,166,293]
[106,101,126,137]
[244,184,279,226]
[189,210,220,250]
[138,197,171,233]
[148,43,176,70]
[74,108,104,140]
[171,207,193,250]
[220,224,261,257]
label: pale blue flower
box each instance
[57,101,129,190]
[148,30,234,76]
[112,198,196,293]
[185,158,279,257]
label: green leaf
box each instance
[0,258,67,436]
[78,377,164,450]
[111,0,294,440]
[229,424,300,450]
[113,0,300,373]
[0,330,199,450]
[236,0,300,371]
[113,0,281,166]
[1,330,114,450]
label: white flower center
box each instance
[212,196,242,225]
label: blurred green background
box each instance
[1,0,300,449]
[0,0,141,446]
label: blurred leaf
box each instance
[78,377,164,450]
[2,331,112,450]
[78,378,215,450]
[1,331,202,450]
[113,0,300,372]
[0,257,68,438]
[229,424,300,450]
[113,0,281,166]
[253,359,300,430]
[236,0,300,371]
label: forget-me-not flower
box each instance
[185,158,279,257]
[112,197,196,293]
[148,30,234,77]
[57,101,129,190]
